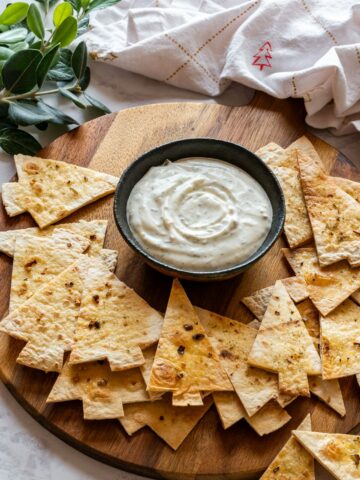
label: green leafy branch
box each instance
[0,0,120,155]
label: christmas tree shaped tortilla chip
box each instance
[119,395,213,450]
[248,281,321,397]
[283,247,360,316]
[196,307,278,417]
[213,392,291,435]
[242,277,309,320]
[0,257,89,372]
[69,258,163,371]
[9,228,89,311]
[260,414,314,480]
[293,431,360,480]
[47,359,149,419]
[298,151,360,267]
[148,280,232,406]
[0,219,108,257]
[320,298,360,379]
[1,182,26,216]
[6,154,119,228]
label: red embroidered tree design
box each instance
[252,42,272,71]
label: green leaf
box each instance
[10,41,29,52]
[76,15,89,37]
[59,87,87,108]
[81,0,90,8]
[78,65,90,90]
[51,15,77,47]
[0,3,29,26]
[71,40,87,79]
[0,46,13,60]
[83,92,110,113]
[27,4,45,39]
[66,0,81,12]
[37,43,59,86]
[0,27,27,44]
[0,128,41,155]
[2,49,42,94]
[53,2,73,27]
[88,0,121,12]
[8,100,53,125]
[0,25,9,33]
[47,47,74,81]
[30,39,42,49]
[37,100,78,125]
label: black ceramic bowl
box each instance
[114,138,285,281]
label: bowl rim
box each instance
[113,137,285,280]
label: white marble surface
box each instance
[0,58,358,480]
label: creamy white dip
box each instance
[127,157,272,272]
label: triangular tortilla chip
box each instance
[47,359,149,419]
[7,154,118,228]
[1,182,26,216]
[260,414,314,479]
[148,280,232,405]
[0,219,108,257]
[248,281,321,397]
[119,396,213,450]
[283,247,360,316]
[196,307,278,416]
[308,377,346,417]
[99,249,118,273]
[140,345,163,401]
[286,136,324,169]
[0,257,88,372]
[320,299,360,379]
[213,392,291,435]
[69,257,163,371]
[298,151,360,267]
[333,176,360,204]
[256,143,313,247]
[242,277,309,320]
[9,228,89,311]
[293,431,360,480]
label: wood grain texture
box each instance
[0,93,359,480]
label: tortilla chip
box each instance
[213,392,291,435]
[69,257,163,371]
[260,414,314,479]
[9,154,118,228]
[333,177,360,204]
[1,182,26,216]
[0,258,87,372]
[148,280,232,405]
[320,299,360,379]
[296,299,320,348]
[256,143,285,165]
[197,307,278,417]
[99,249,118,273]
[351,289,360,305]
[119,396,213,450]
[308,377,346,417]
[9,229,89,311]
[242,277,309,320]
[286,136,324,169]
[276,392,297,408]
[248,281,321,397]
[298,151,360,267]
[140,345,163,401]
[0,220,108,258]
[293,431,360,480]
[47,359,149,419]
[257,143,313,248]
[283,247,360,316]
[212,391,245,429]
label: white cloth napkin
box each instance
[86,0,360,134]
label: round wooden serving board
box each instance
[0,93,359,480]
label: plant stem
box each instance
[0,85,76,103]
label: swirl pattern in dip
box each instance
[127,158,272,272]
